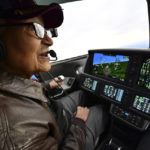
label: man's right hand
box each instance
[49,77,63,89]
[75,106,90,121]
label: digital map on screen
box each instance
[92,53,129,81]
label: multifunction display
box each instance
[138,58,150,90]
[83,78,98,91]
[133,95,150,114]
[92,53,129,81]
[103,84,124,102]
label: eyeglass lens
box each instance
[33,23,52,39]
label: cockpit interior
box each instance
[36,0,150,150]
[39,48,150,150]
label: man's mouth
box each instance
[39,51,50,58]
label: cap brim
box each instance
[0,3,64,29]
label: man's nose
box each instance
[42,34,53,46]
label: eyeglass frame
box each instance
[0,22,58,38]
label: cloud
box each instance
[122,40,149,48]
[51,0,149,60]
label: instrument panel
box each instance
[80,49,150,127]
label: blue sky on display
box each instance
[93,53,129,65]
[50,0,149,60]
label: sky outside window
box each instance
[51,0,149,60]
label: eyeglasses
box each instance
[0,22,58,39]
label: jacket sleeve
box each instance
[25,118,86,150]
[41,82,87,149]
[61,118,86,150]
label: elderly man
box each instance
[0,0,106,150]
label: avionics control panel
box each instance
[83,78,98,91]
[80,49,150,130]
[133,95,150,114]
[110,104,149,131]
[103,85,124,102]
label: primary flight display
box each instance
[92,53,129,81]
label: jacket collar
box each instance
[0,71,48,102]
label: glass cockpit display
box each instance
[92,53,129,81]
[133,95,150,114]
[83,78,98,91]
[138,58,150,90]
[103,84,124,102]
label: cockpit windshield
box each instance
[51,0,149,60]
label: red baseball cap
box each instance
[0,0,64,29]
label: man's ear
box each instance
[0,40,6,61]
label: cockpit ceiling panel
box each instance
[35,0,82,5]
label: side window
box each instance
[51,0,149,61]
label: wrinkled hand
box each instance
[75,106,90,121]
[49,77,63,89]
